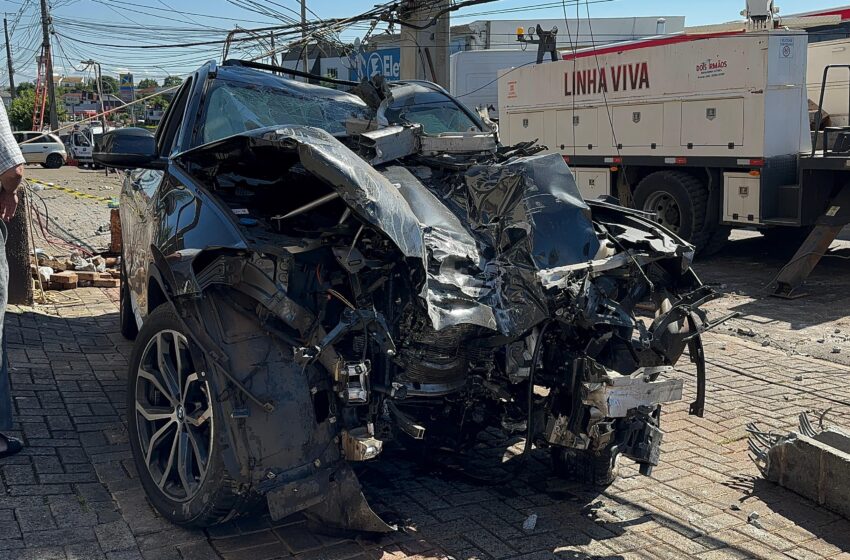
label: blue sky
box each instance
[0,0,837,83]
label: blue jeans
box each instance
[0,220,11,431]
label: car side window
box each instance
[156,78,193,157]
[12,133,21,144]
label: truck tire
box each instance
[127,305,251,527]
[44,153,64,169]
[633,171,707,249]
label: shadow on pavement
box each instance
[724,474,850,552]
[696,233,850,330]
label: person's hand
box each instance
[0,164,23,222]
[0,188,17,222]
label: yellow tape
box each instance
[29,179,115,204]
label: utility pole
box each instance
[4,18,15,99]
[399,0,450,88]
[300,0,309,74]
[95,64,106,131]
[81,60,107,131]
[38,0,58,130]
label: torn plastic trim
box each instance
[686,313,707,418]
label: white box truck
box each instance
[499,29,823,255]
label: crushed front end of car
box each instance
[154,71,725,533]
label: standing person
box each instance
[0,100,25,459]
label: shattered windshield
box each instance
[386,86,482,134]
[198,78,370,145]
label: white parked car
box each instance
[12,131,67,168]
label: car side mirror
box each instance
[93,128,165,170]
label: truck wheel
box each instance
[551,446,620,487]
[44,153,64,169]
[127,305,247,527]
[633,171,707,247]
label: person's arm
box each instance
[0,102,26,222]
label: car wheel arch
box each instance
[147,276,169,315]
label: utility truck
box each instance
[499,2,850,295]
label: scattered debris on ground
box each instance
[30,249,120,291]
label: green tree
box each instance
[83,75,119,95]
[162,75,183,88]
[138,78,159,89]
[8,89,67,130]
[148,95,169,110]
[15,82,34,96]
[100,75,119,94]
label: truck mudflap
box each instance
[266,464,393,535]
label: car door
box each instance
[31,132,52,163]
[15,132,39,163]
[71,132,91,160]
[121,78,194,319]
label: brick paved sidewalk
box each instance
[2,288,849,560]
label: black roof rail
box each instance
[222,59,359,87]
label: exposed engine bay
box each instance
[145,72,726,533]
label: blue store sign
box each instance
[350,48,401,82]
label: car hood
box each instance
[178,125,686,337]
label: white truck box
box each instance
[499,30,811,160]
[450,49,539,115]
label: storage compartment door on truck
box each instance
[611,103,663,147]
[680,98,744,147]
[574,168,610,200]
[723,172,761,224]
[506,111,546,145]
[555,108,598,150]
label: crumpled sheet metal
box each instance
[537,202,694,289]
[179,126,602,337]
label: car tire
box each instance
[127,305,248,528]
[551,446,620,487]
[44,153,64,169]
[119,259,138,340]
[633,171,707,249]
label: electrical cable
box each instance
[762,250,850,291]
[582,0,621,157]
[561,0,578,158]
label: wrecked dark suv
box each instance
[95,60,721,532]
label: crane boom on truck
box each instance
[498,3,850,296]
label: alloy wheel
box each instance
[134,330,213,502]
